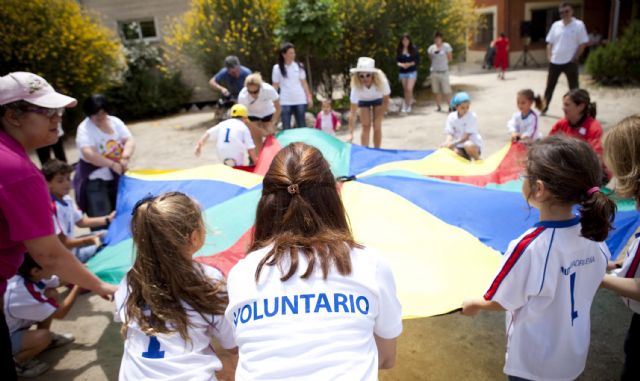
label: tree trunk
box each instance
[305,53,314,96]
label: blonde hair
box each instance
[244,72,263,87]
[124,192,228,342]
[350,69,388,92]
[604,114,640,202]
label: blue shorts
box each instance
[399,71,417,80]
[11,328,26,354]
[358,99,383,108]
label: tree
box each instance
[167,0,282,80]
[0,0,125,102]
[275,0,343,94]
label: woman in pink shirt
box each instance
[0,72,117,378]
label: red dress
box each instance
[493,37,509,70]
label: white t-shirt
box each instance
[76,115,132,181]
[427,43,453,72]
[225,245,403,381]
[52,195,83,238]
[320,112,336,136]
[349,72,391,104]
[206,118,256,166]
[238,83,279,118]
[445,111,483,148]
[484,217,609,381]
[271,63,307,106]
[507,111,541,140]
[616,234,640,314]
[4,275,60,333]
[114,264,235,381]
[546,18,589,64]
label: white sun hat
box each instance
[0,72,77,108]
[350,57,379,74]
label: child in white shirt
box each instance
[507,89,545,143]
[314,99,340,136]
[194,104,258,166]
[441,92,482,160]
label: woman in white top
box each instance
[348,57,391,148]
[74,94,135,218]
[237,73,281,155]
[225,143,402,380]
[271,42,313,130]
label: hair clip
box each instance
[586,186,600,197]
[336,175,357,183]
[287,184,299,195]
[131,193,156,215]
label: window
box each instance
[118,19,158,41]
[474,13,495,46]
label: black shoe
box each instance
[541,107,548,116]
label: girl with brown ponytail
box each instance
[225,142,402,380]
[114,192,236,380]
[463,135,616,380]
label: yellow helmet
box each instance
[230,104,248,118]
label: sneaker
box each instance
[16,358,50,378]
[406,105,412,113]
[48,332,75,349]
[436,105,442,112]
[400,104,407,113]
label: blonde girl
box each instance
[348,57,391,148]
[114,192,236,380]
[237,72,281,154]
[600,115,640,379]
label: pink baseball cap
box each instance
[0,72,77,108]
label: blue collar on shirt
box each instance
[521,110,533,120]
[534,216,580,228]
[50,193,68,207]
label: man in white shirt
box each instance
[542,2,589,114]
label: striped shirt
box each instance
[507,110,541,140]
[485,217,609,381]
[616,233,640,314]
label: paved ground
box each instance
[28,67,640,380]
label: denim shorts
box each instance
[399,71,417,80]
[358,98,383,108]
[11,328,26,354]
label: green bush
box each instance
[106,42,192,121]
[586,21,640,85]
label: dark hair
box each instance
[434,31,443,39]
[251,143,361,282]
[397,33,417,55]
[559,2,572,10]
[17,253,41,279]
[564,88,596,119]
[500,32,506,38]
[526,136,616,241]
[518,89,545,111]
[42,159,73,181]
[224,55,240,69]
[82,93,110,116]
[277,42,296,78]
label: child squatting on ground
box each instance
[462,135,616,381]
[43,159,114,263]
[4,254,80,377]
[114,192,236,380]
[314,99,341,136]
[600,114,640,380]
[194,104,258,167]
[507,89,545,144]
[441,91,483,160]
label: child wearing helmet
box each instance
[440,92,483,160]
[194,104,258,166]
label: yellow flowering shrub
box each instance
[0,0,125,101]
[167,0,282,79]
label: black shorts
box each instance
[248,114,273,122]
[358,98,383,108]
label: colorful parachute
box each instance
[88,128,640,318]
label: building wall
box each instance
[80,0,214,103]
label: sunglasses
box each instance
[358,73,372,79]
[560,9,571,15]
[248,88,260,95]
[22,105,65,119]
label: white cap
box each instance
[0,72,77,108]
[350,57,378,74]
